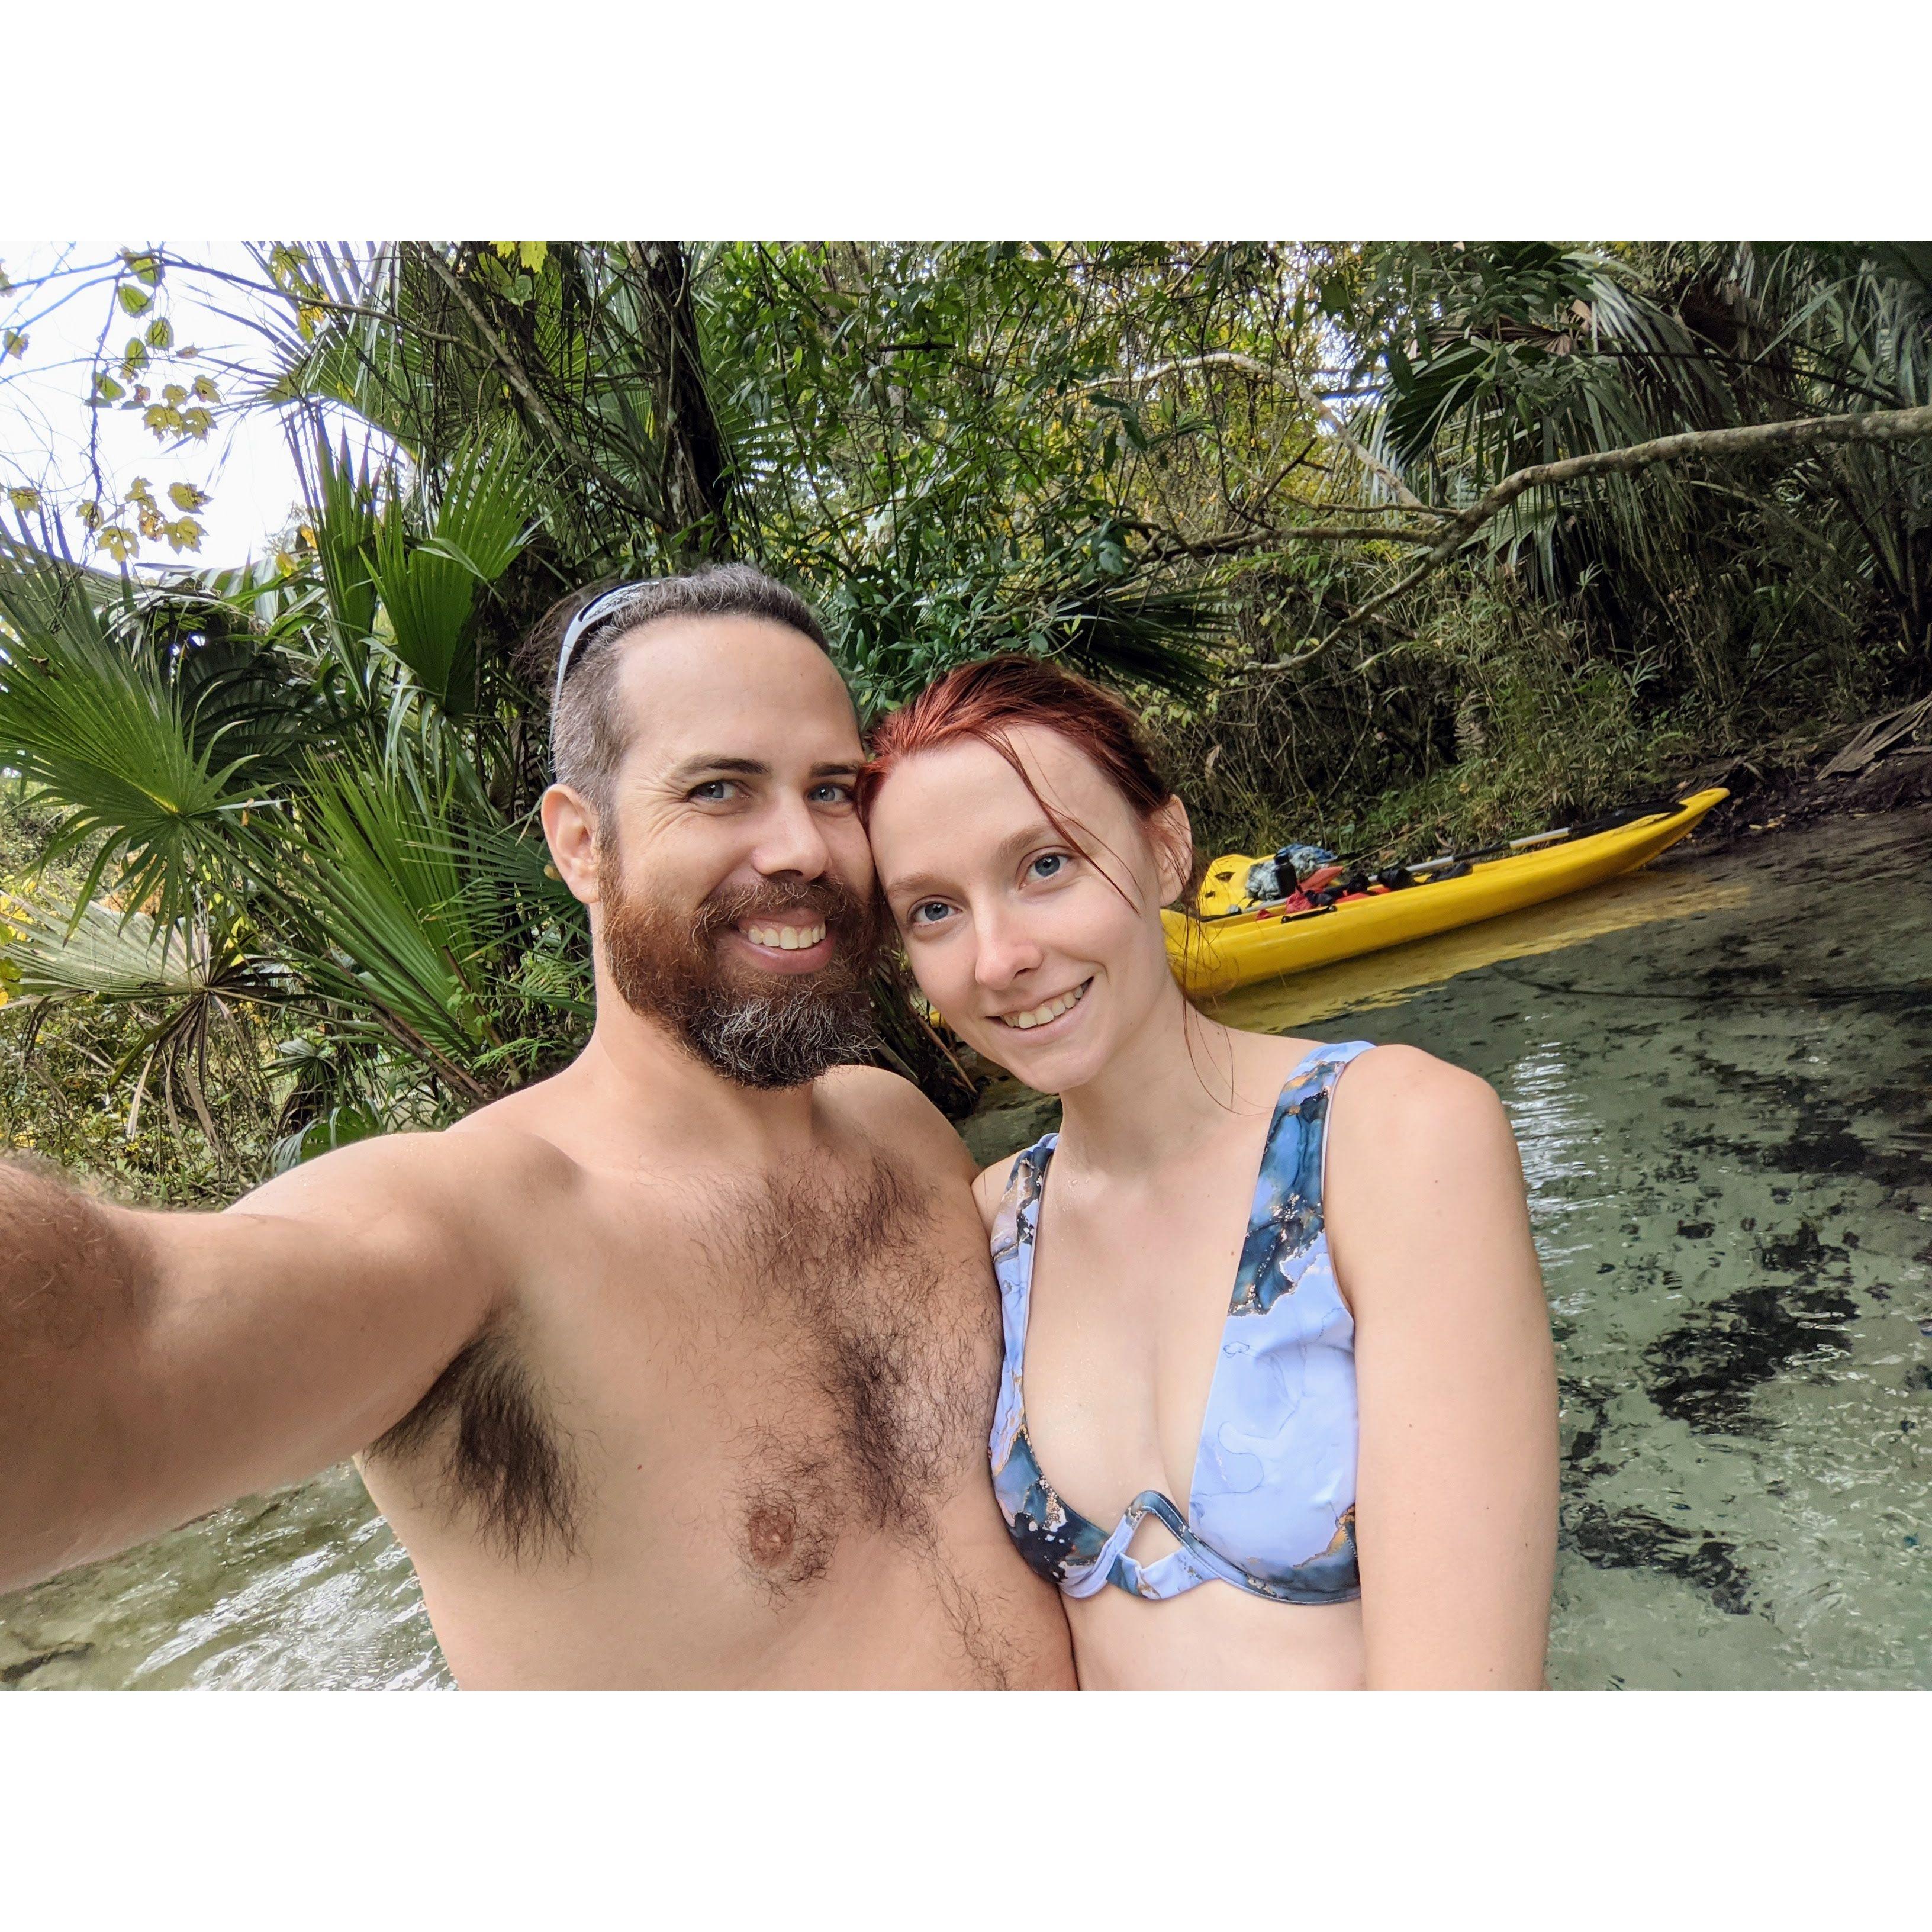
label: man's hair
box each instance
[523,563,834,812]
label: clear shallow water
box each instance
[5,809,1928,1689]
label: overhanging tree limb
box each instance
[1263,401,1932,671]
[1105,350,1447,517]
[1145,522,1441,561]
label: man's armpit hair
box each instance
[368,1328,581,1562]
[0,1157,138,1352]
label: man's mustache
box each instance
[690,877,875,944]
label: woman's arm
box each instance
[1325,1045,1559,1688]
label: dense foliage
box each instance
[4,240,1930,1180]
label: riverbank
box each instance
[1685,717,1932,851]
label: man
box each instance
[0,565,1075,1688]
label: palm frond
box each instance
[300,430,380,663]
[0,539,260,932]
[271,744,499,1080]
[367,432,533,716]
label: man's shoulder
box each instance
[816,1064,975,1180]
[234,1092,586,1224]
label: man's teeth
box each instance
[998,982,1090,1031]
[744,921,827,951]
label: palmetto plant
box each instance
[4,242,1255,1148]
[0,478,583,1155]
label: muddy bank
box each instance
[1679,722,1932,854]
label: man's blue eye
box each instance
[691,781,734,802]
[810,782,855,804]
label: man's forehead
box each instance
[613,614,861,755]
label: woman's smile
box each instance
[991,977,1094,1034]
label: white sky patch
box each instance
[0,240,374,571]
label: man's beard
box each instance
[599,851,884,1090]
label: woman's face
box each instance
[865,724,1190,1093]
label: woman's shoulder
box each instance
[1322,1044,1522,1237]
[1326,1040,1500,1128]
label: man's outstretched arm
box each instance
[0,1128,553,1594]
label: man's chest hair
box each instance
[677,1144,999,1593]
[369,1141,999,1588]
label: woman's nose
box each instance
[973,904,1044,988]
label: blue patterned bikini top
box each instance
[989,1041,1373,1605]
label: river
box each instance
[5,805,1928,1689]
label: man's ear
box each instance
[1149,794,1195,908]
[540,783,602,906]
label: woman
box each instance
[858,656,1559,1689]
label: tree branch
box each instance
[1100,350,1444,516]
[1255,401,1932,674]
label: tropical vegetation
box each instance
[4,241,1930,1186]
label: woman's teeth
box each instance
[743,921,827,951]
[997,981,1091,1031]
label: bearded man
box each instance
[0,566,1075,1689]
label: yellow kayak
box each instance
[1164,788,1729,999]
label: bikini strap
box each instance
[1284,1039,1377,1212]
[1230,1041,1376,1318]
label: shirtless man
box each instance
[0,565,1074,1689]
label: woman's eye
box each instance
[907,900,952,928]
[1028,852,1068,881]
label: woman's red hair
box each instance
[856,654,1176,831]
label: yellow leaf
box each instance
[128,476,154,502]
[7,485,41,514]
[143,404,185,435]
[181,407,212,439]
[519,242,548,273]
[168,481,209,513]
[1,328,26,359]
[191,376,220,404]
[162,383,188,407]
[163,517,204,553]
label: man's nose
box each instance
[749,793,833,882]
[973,901,1044,990]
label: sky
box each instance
[0,240,327,571]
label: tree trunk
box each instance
[627,243,733,560]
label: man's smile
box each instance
[729,914,835,971]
